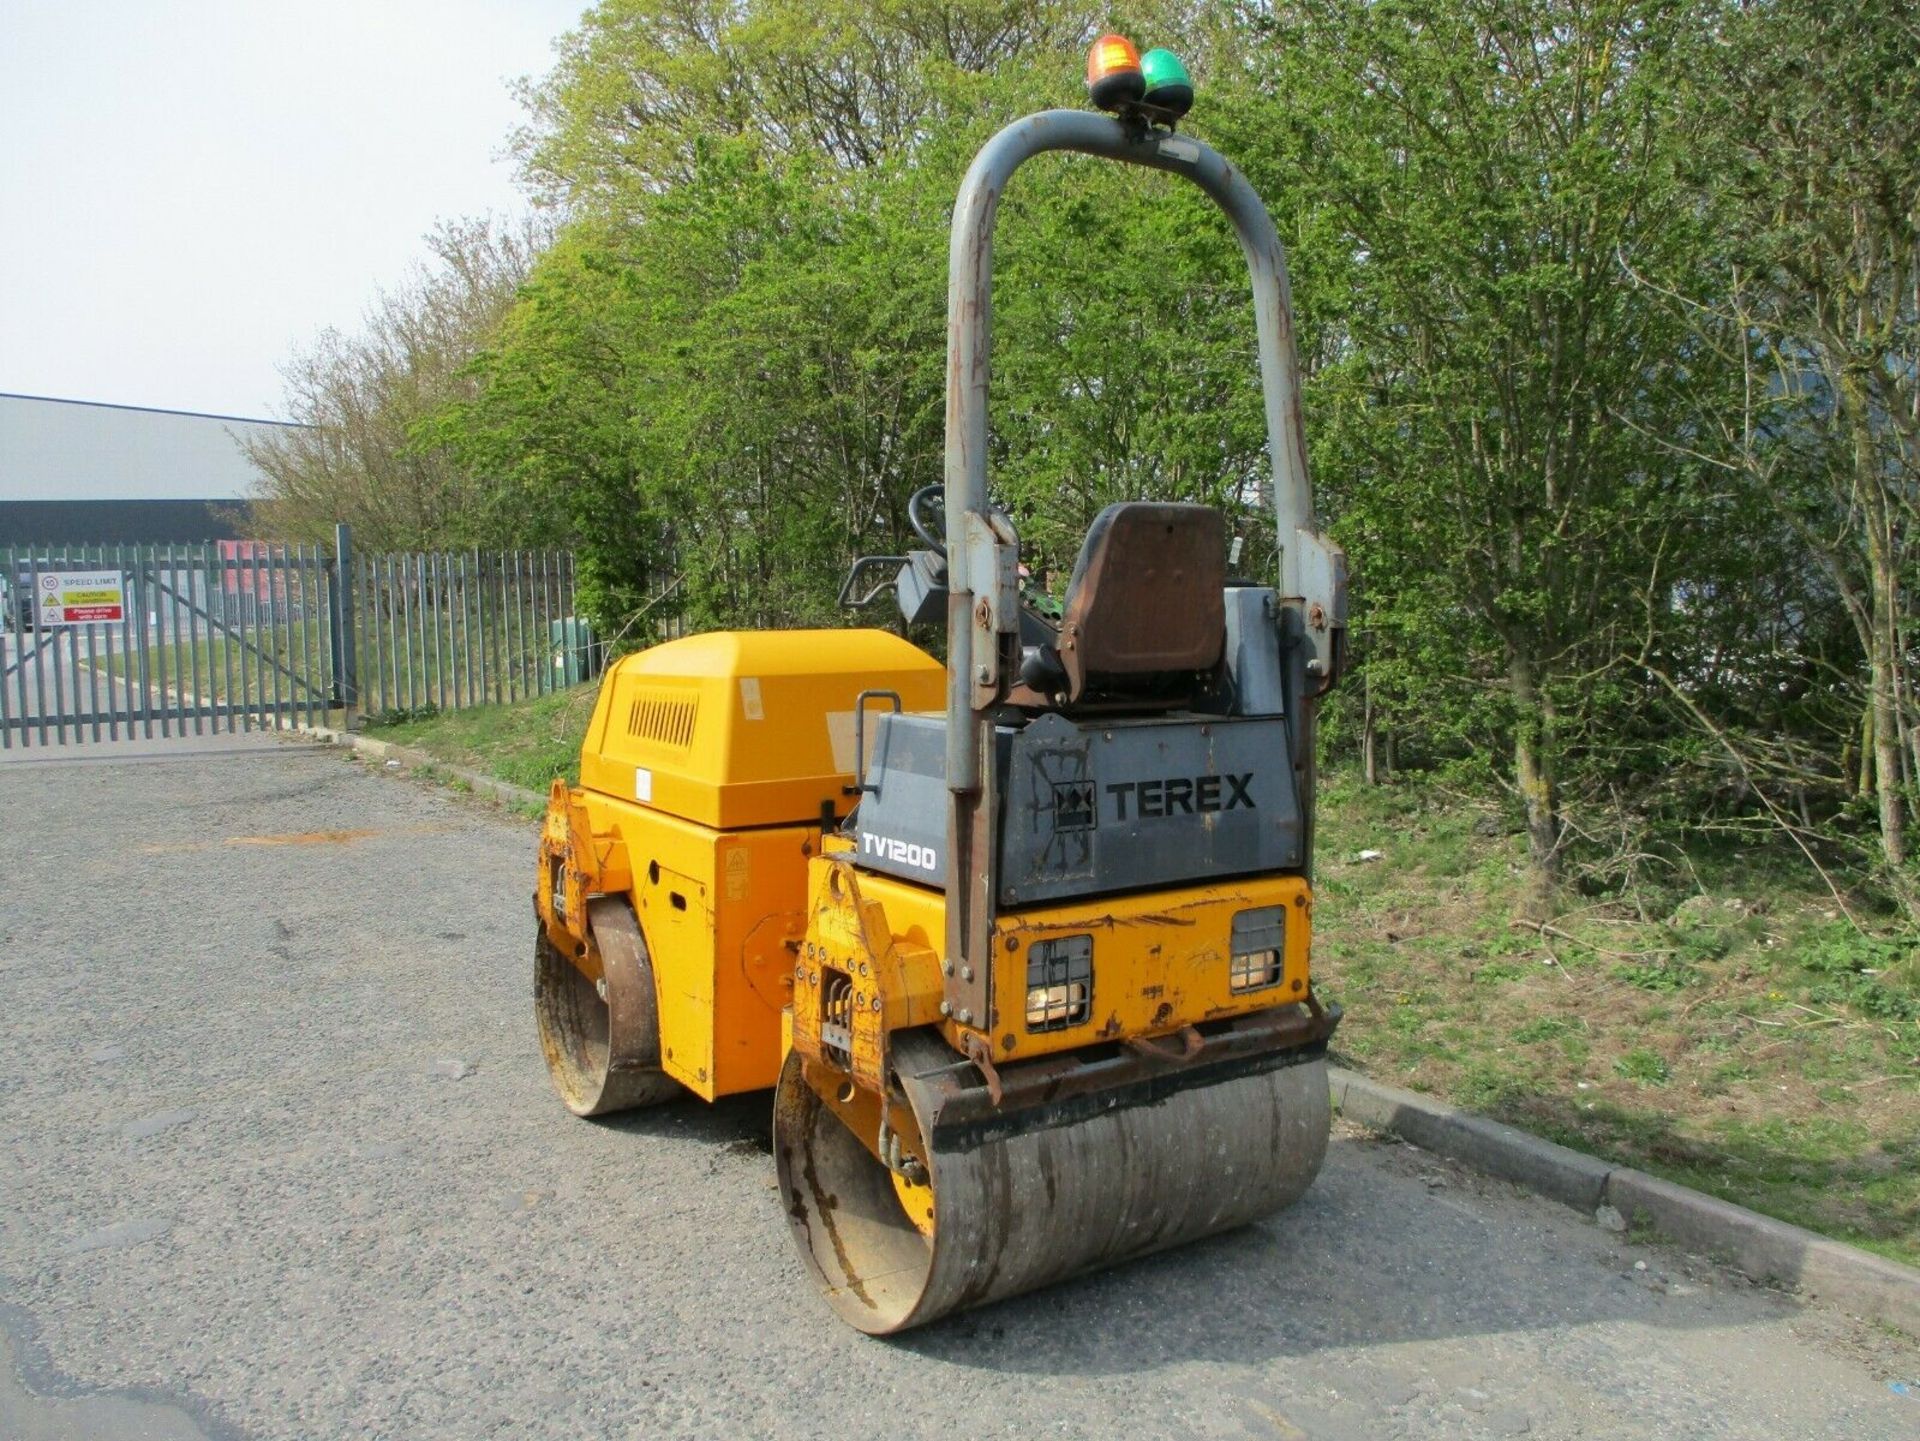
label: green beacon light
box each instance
[1139,48,1194,119]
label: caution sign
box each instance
[36,570,127,625]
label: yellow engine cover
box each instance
[580,629,945,830]
[554,628,945,1100]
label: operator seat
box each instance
[1018,502,1226,707]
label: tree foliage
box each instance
[455,1,1270,631]
[264,0,1918,917]
[246,216,553,552]
[1216,0,1737,908]
[1670,0,1919,907]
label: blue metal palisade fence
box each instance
[0,527,601,748]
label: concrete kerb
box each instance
[1331,1068,1614,1211]
[301,724,546,814]
[311,734,1919,1335]
[1334,1068,1920,1335]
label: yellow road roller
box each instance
[533,39,1349,1334]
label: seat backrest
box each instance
[1057,502,1226,701]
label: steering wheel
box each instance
[907,484,948,556]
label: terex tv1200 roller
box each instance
[532,36,1349,1334]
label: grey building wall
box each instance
[0,393,307,546]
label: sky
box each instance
[0,0,584,421]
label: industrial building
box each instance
[0,392,304,546]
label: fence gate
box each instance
[1,540,338,748]
[1,530,596,749]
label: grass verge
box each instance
[363,685,600,794]
[1314,773,1919,1266]
[369,689,1920,1264]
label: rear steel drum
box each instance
[535,897,680,1117]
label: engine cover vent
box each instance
[627,690,698,748]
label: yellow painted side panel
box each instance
[985,874,1313,1061]
[578,629,944,830]
[843,869,1315,1065]
[576,790,815,1099]
[832,867,946,975]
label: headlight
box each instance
[1230,906,1286,992]
[1025,935,1092,1031]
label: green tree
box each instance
[1676,0,1919,909]
[515,0,1101,202]
[245,216,553,552]
[1224,0,1731,912]
[457,2,1267,636]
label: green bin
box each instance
[549,616,599,686]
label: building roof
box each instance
[0,392,308,503]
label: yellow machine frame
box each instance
[539,629,1319,1105]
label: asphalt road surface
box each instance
[1,741,1914,1440]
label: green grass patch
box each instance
[1315,768,1920,1265]
[105,621,329,708]
[1613,1048,1672,1086]
[1610,958,1704,993]
[364,683,598,792]
[1512,1016,1579,1044]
